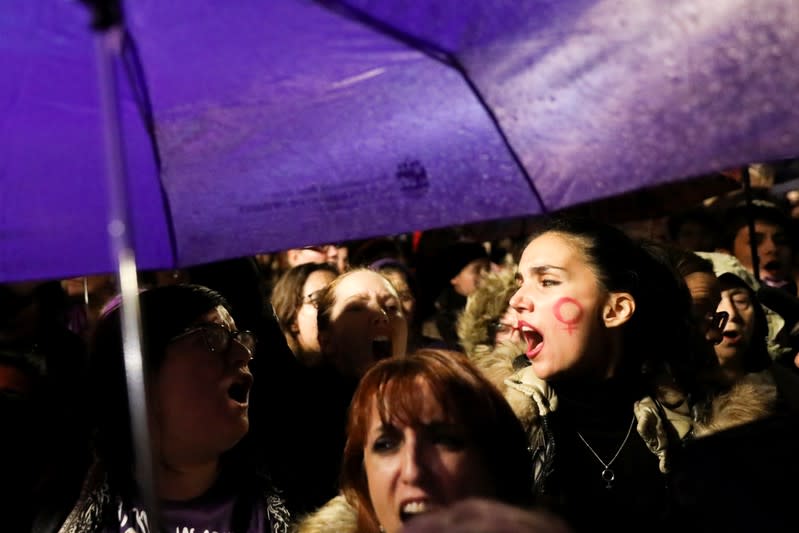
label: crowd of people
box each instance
[2,181,799,532]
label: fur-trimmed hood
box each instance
[472,342,791,461]
[692,365,799,437]
[292,494,357,533]
[456,269,518,358]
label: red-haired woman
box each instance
[295,349,532,533]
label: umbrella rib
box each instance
[317,1,547,213]
[449,60,547,214]
[316,0,456,65]
[120,31,180,268]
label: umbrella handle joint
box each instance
[81,0,123,31]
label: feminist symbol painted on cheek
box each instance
[553,297,584,334]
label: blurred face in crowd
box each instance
[336,245,350,273]
[153,306,254,464]
[510,232,632,381]
[364,382,492,533]
[493,307,521,346]
[320,270,407,378]
[381,269,416,326]
[286,244,339,268]
[731,220,793,283]
[714,285,756,371]
[684,271,724,346]
[676,221,715,252]
[450,258,490,297]
[293,269,337,357]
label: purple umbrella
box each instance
[2,0,797,526]
[2,0,798,283]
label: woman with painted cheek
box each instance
[500,217,701,532]
[294,349,532,533]
[509,232,630,382]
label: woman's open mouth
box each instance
[372,336,393,360]
[226,373,253,405]
[398,500,438,524]
[517,321,543,360]
[763,260,783,277]
[721,330,742,345]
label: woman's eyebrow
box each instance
[343,293,370,303]
[528,264,566,274]
[517,265,565,280]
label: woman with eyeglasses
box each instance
[456,268,521,358]
[57,284,290,533]
[271,262,339,367]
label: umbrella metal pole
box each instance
[95,25,162,531]
[82,276,90,319]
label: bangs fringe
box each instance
[373,361,472,430]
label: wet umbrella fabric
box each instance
[2,0,798,282]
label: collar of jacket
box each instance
[505,365,694,474]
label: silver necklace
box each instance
[576,415,636,489]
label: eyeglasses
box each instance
[395,290,414,303]
[492,322,519,336]
[169,323,257,357]
[302,289,324,307]
[705,310,729,332]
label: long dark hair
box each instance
[525,217,697,385]
[271,262,339,338]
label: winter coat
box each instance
[693,363,799,436]
[296,343,799,533]
[292,495,356,533]
[57,459,291,533]
[294,341,694,533]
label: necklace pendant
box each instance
[601,467,615,489]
